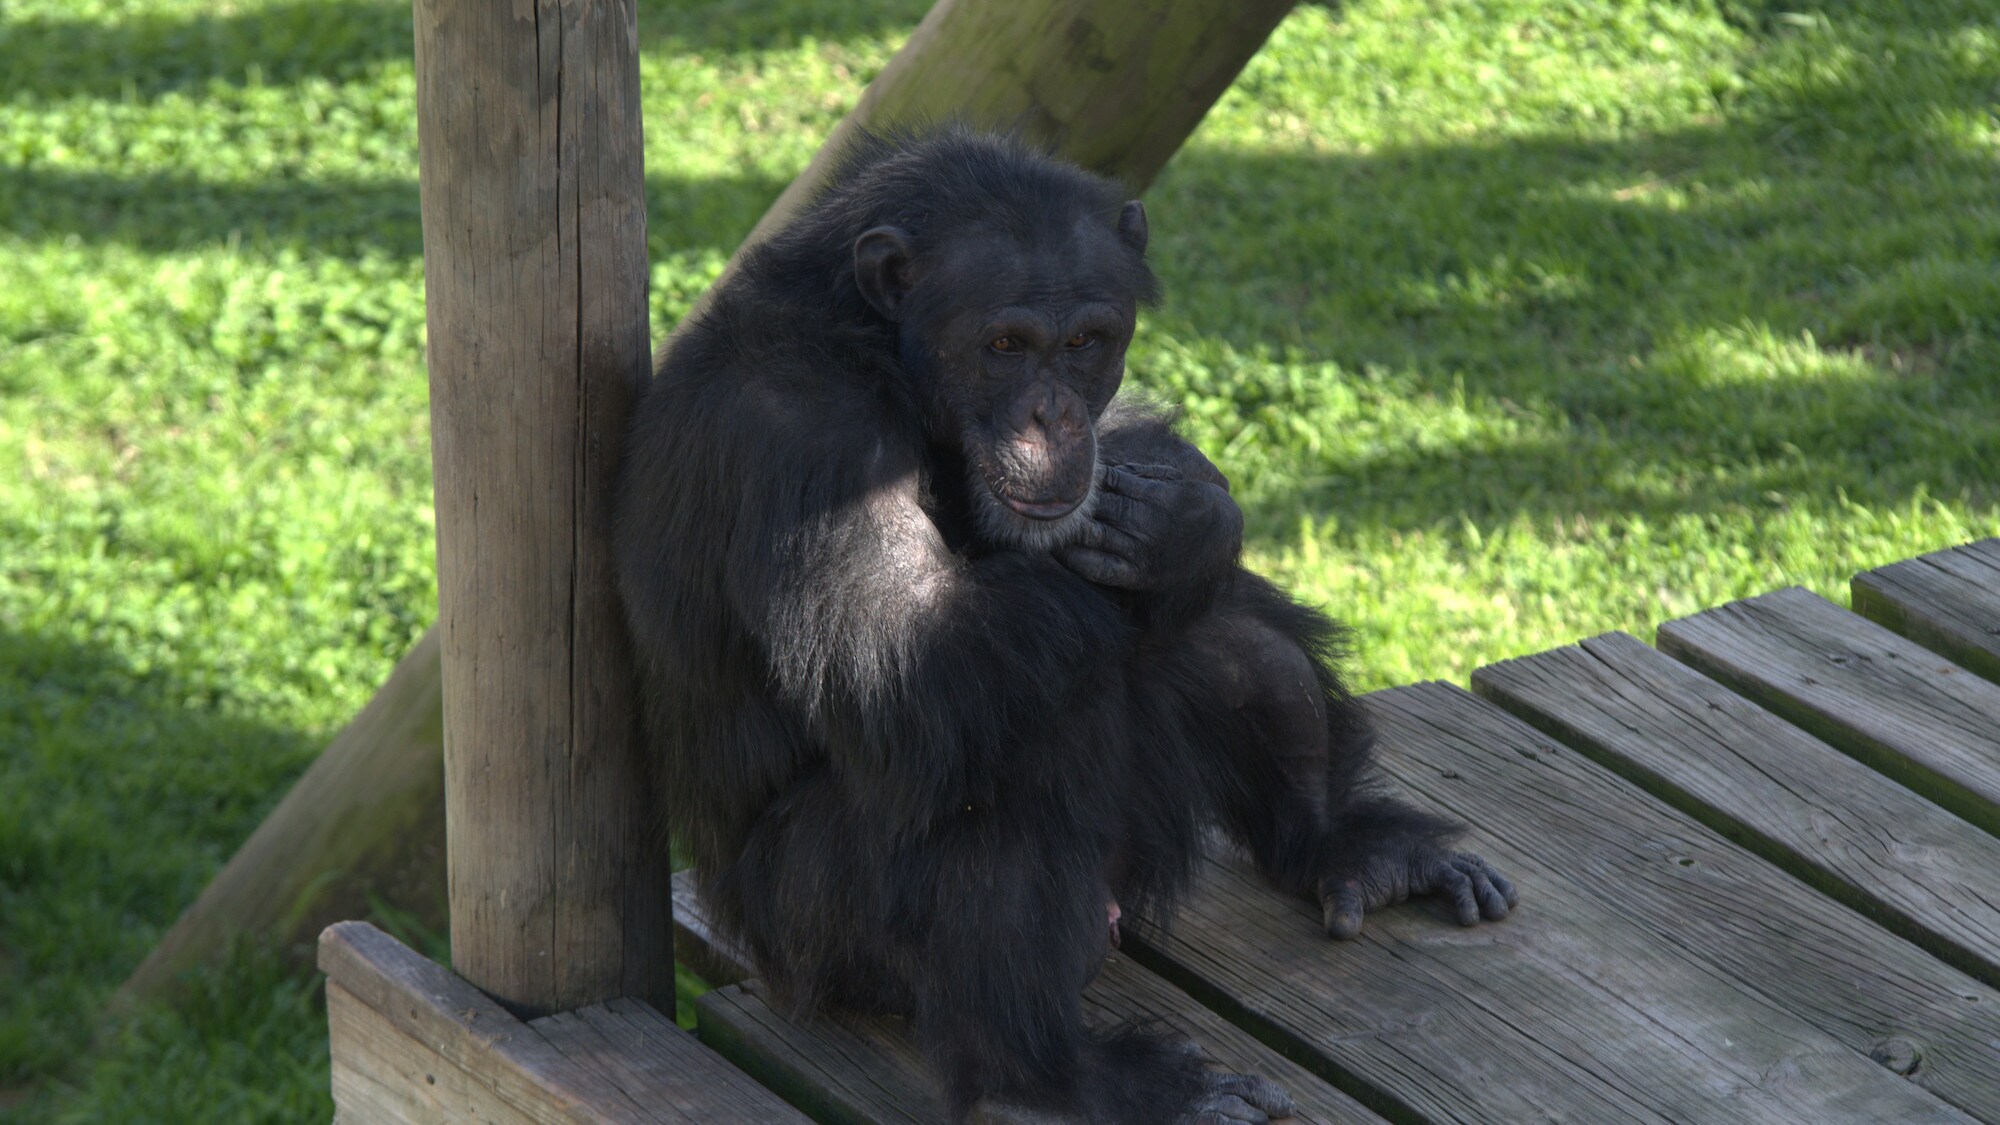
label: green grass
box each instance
[2,0,1995,1118]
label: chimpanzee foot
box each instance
[1176,1071,1296,1124]
[1318,844,1517,940]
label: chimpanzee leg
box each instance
[1168,574,1517,939]
[721,769,1292,1124]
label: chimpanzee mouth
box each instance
[1001,493,1086,520]
[972,466,1098,552]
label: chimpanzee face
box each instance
[853,204,1150,550]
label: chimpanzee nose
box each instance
[1031,392,1071,430]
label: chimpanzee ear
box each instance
[853,226,915,320]
[1116,200,1148,255]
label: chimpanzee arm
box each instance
[728,444,1129,833]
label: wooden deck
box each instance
[326,537,2000,1123]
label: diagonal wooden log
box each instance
[120,631,447,1004]
[120,0,1297,1007]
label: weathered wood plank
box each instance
[1126,683,1996,1124]
[329,981,542,1125]
[415,0,669,1015]
[1471,630,2000,988]
[671,868,753,989]
[321,921,808,1123]
[1657,586,2000,837]
[673,872,1385,1124]
[531,999,807,1122]
[1853,538,2000,685]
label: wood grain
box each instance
[321,921,807,1123]
[413,0,669,1015]
[329,981,543,1125]
[532,999,812,1122]
[1658,586,2000,838]
[1472,630,2000,988]
[1853,538,2000,685]
[673,873,1384,1124]
[1127,683,1996,1124]
[671,868,753,989]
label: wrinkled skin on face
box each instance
[854,203,1149,552]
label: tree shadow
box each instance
[0,0,928,105]
[639,0,928,55]
[1141,9,2000,542]
[0,626,322,1082]
[0,165,788,262]
[6,0,1991,552]
[0,0,416,103]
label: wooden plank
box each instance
[1125,683,1997,1124]
[320,921,808,1124]
[329,981,542,1125]
[531,999,809,1123]
[1657,586,2000,837]
[671,869,752,989]
[1471,631,2000,988]
[672,872,1385,1124]
[415,0,670,1015]
[1853,538,2000,685]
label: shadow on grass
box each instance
[0,0,415,102]
[1137,12,2000,540]
[0,627,319,1080]
[1153,120,1999,541]
[0,0,926,104]
[4,0,1993,550]
[0,166,788,262]
[639,0,928,54]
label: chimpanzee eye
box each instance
[989,335,1021,354]
[1065,332,1097,350]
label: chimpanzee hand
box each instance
[1317,838,1516,941]
[1055,463,1242,598]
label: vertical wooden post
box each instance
[413,0,669,1017]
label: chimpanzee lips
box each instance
[1001,493,1084,520]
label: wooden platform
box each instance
[327,537,2000,1123]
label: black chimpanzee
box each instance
[613,129,1515,1124]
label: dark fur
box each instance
[614,130,1485,1122]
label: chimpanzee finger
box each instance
[1076,515,1145,561]
[1189,1095,1267,1125]
[1434,860,1480,927]
[1455,854,1517,916]
[1056,546,1141,588]
[1210,1073,1295,1117]
[1470,870,1512,921]
[1085,492,1157,544]
[1100,465,1183,508]
[1112,461,1184,482]
[1322,879,1366,940]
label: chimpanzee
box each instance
[612,129,1515,1124]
